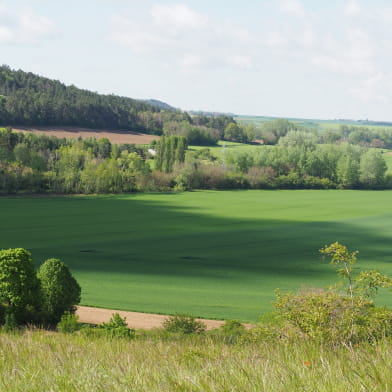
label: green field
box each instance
[1,190,392,322]
[236,114,392,133]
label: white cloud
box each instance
[264,31,288,48]
[178,53,204,70]
[110,15,172,52]
[0,26,14,43]
[349,72,389,103]
[109,0,392,114]
[311,26,376,77]
[111,4,254,71]
[225,55,253,70]
[0,7,55,45]
[278,0,305,18]
[151,4,207,31]
[345,0,362,17]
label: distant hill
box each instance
[0,65,167,132]
[189,110,236,117]
[143,99,177,111]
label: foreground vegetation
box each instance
[0,329,390,392]
[1,241,391,391]
[1,190,392,321]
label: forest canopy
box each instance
[0,65,234,145]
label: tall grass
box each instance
[0,330,391,391]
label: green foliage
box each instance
[37,258,81,324]
[163,314,206,334]
[100,313,135,339]
[214,320,246,343]
[359,149,387,187]
[354,270,392,298]
[278,130,317,150]
[274,288,392,343]
[57,312,81,333]
[271,243,392,344]
[0,248,40,323]
[2,312,17,332]
[238,323,278,344]
[224,123,253,143]
[155,135,187,173]
[261,118,298,144]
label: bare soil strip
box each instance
[76,306,253,330]
[12,127,160,144]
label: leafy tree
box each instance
[261,119,297,144]
[0,248,40,322]
[278,130,317,150]
[37,258,81,324]
[336,154,360,188]
[359,149,387,187]
[155,135,187,173]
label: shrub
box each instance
[217,320,246,343]
[274,288,392,343]
[57,312,81,333]
[37,258,81,324]
[163,314,206,334]
[260,243,392,345]
[101,313,135,339]
[2,312,17,332]
[238,324,278,344]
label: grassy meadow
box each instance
[1,190,392,322]
[1,330,391,392]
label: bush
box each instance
[217,320,246,343]
[274,288,392,344]
[101,313,135,339]
[238,324,278,344]
[2,312,17,333]
[37,258,81,324]
[163,314,206,334]
[57,312,81,333]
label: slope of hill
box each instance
[0,65,163,132]
[143,99,177,111]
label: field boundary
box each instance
[76,306,253,330]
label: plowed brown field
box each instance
[76,306,253,330]
[12,127,160,144]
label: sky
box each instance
[1,0,392,120]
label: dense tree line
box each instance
[222,131,389,189]
[0,128,150,193]
[320,125,392,149]
[0,128,390,194]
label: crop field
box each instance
[236,114,392,133]
[189,140,265,159]
[1,190,392,322]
